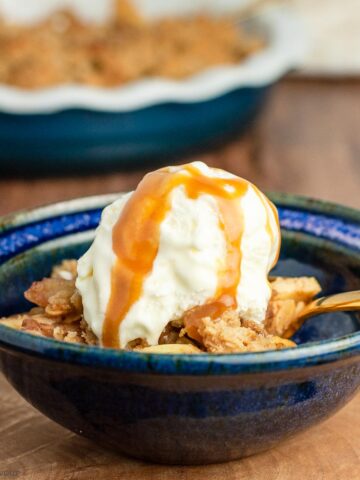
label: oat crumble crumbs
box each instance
[0,259,321,354]
[0,1,264,89]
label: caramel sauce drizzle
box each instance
[102,164,279,348]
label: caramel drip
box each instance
[102,164,271,347]
[102,169,173,348]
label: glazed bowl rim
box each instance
[0,8,305,114]
[0,192,359,375]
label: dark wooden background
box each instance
[0,79,359,479]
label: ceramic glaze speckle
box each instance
[279,208,360,251]
[0,193,359,464]
[0,204,359,262]
[0,211,102,261]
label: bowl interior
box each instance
[0,222,359,346]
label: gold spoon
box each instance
[283,290,360,339]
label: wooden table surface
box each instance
[0,79,359,479]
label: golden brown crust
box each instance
[0,3,263,89]
[0,262,321,353]
[270,276,321,302]
[265,276,321,336]
[24,278,81,316]
[196,310,295,353]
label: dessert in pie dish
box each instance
[0,162,321,353]
[0,0,263,89]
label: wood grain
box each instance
[0,79,359,478]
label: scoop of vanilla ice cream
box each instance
[76,162,280,348]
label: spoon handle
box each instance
[283,290,360,339]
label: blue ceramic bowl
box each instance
[0,87,268,173]
[0,193,359,465]
[0,8,305,172]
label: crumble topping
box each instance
[0,1,263,89]
[196,310,295,353]
[266,276,321,337]
[0,260,321,353]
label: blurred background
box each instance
[0,0,358,214]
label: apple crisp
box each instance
[0,1,263,89]
[0,260,321,353]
